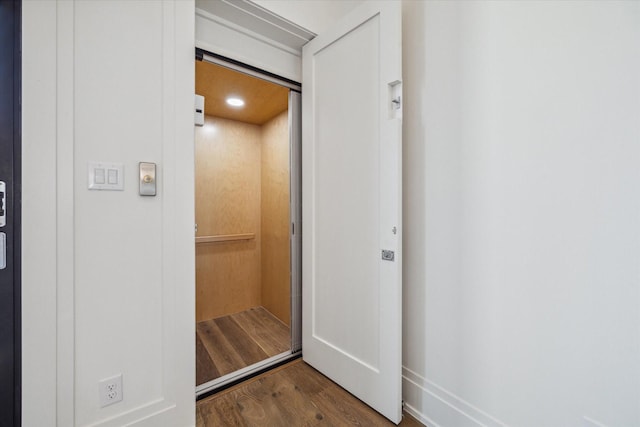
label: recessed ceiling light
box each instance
[226,97,245,107]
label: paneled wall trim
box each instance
[22,1,196,426]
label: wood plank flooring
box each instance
[196,359,423,426]
[197,306,291,385]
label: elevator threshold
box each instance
[196,351,302,400]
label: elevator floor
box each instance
[196,306,291,386]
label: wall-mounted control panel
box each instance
[139,162,156,196]
[195,94,204,126]
[1,182,6,270]
[88,162,124,191]
[0,233,5,270]
[0,181,5,227]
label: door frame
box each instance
[194,49,303,398]
[0,0,21,424]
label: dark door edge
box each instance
[13,0,22,423]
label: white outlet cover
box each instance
[99,374,123,407]
[89,162,124,191]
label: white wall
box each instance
[22,1,195,426]
[402,1,640,426]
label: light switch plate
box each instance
[139,162,156,196]
[88,162,124,191]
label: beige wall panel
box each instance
[260,111,291,325]
[195,241,261,322]
[195,115,262,322]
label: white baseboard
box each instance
[402,367,509,427]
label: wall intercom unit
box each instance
[195,94,205,126]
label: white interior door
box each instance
[301,1,402,424]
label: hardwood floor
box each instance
[197,306,291,385]
[196,359,423,426]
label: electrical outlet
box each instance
[99,374,123,407]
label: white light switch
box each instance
[88,162,124,191]
[95,168,106,184]
[107,169,118,184]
